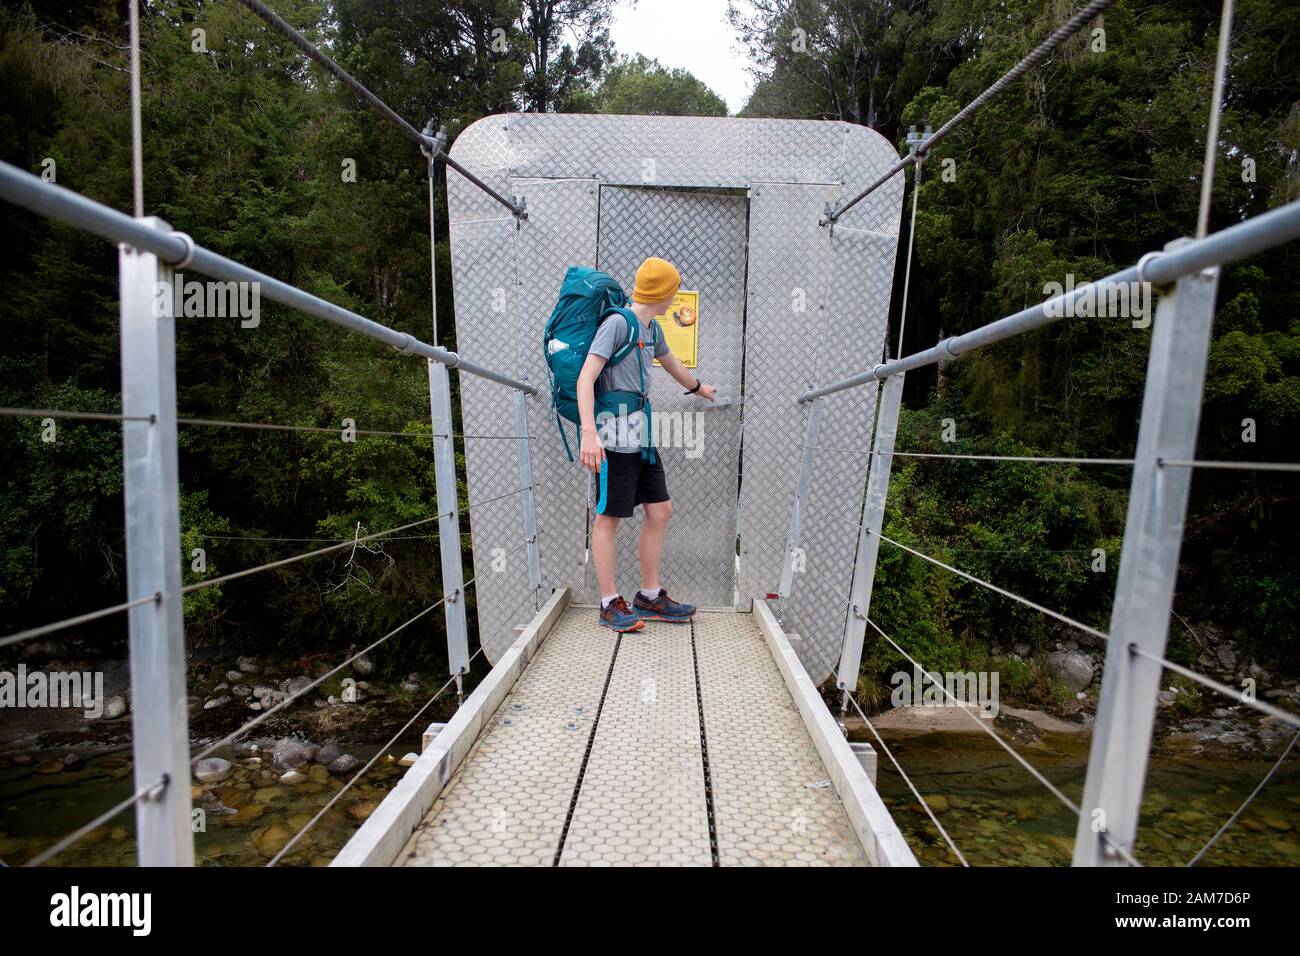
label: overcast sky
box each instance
[607,0,755,114]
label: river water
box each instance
[3,731,1296,866]
[0,740,419,867]
[867,729,1300,866]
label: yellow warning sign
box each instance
[653,290,698,369]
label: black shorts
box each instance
[595,449,669,518]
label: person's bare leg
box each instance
[592,513,620,598]
[639,499,672,592]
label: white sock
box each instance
[640,587,661,601]
[601,593,621,609]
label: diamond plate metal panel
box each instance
[780,224,899,683]
[736,182,834,620]
[511,178,600,612]
[446,116,518,225]
[447,113,900,223]
[447,215,534,664]
[585,186,746,608]
[446,115,904,677]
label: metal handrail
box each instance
[0,161,536,395]
[801,198,1300,402]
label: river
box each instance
[866,728,1300,866]
[3,730,1296,866]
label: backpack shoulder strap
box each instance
[602,307,640,365]
[646,314,661,351]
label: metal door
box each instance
[589,186,748,608]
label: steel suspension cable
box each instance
[182,485,539,595]
[265,648,482,866]
[266,580,539,866]
[823,0,1114,225]
[128,0,143,217]
[1197,0,1236,238]
[1187,729,1299,866]
[0,592,159,649]
[863,618,1082,816]
[202,532,454,544]
[822,514,1298,743]
[190,532,540,765]
[178,416,431,438]
[1127,644,1300,731]
[191,588,466,764]
[809,493,1112,638]
[0,406,152,423]
[233,0,524,219]
[236,0,426,148]
[870,528,1111,643]
[176,413,531,441]
[181,514,442,594]
[24,775,166,867]
[863,617,1142,867]
[879,450,1134,466]
[1159,458,1300,474]
[842,692,969,866]
[894,157,923,358]
[805,443,1135,467]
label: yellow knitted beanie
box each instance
[632,257,681,304]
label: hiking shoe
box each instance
[633,588,695,622]
[599,596,645,633]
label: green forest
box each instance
[1,0,1297,716]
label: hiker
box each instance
[576,257,717,632]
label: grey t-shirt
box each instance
[588,310,670,452]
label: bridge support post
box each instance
[1073,239,1219,866]
[778,397,823,618]
[513,389,543,608]
[428,359,470,685]
[837,373,904,713]
[119,218,194,866]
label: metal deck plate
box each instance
[394,610,614,866]
[694,612,866,865]
[396,607,867,866]
[560,619,712,866]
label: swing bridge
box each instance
[3,0,1299,867]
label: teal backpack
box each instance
[543,266,660,463]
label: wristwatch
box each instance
[685,379,702,395]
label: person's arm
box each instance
[577,352,608,473]
[658,351,717,401]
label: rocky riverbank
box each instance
[2,637,461,760]
[0,640,453,866]
[865,727,1300,866]
[957,618,1300,760]
[0,736,418,866]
